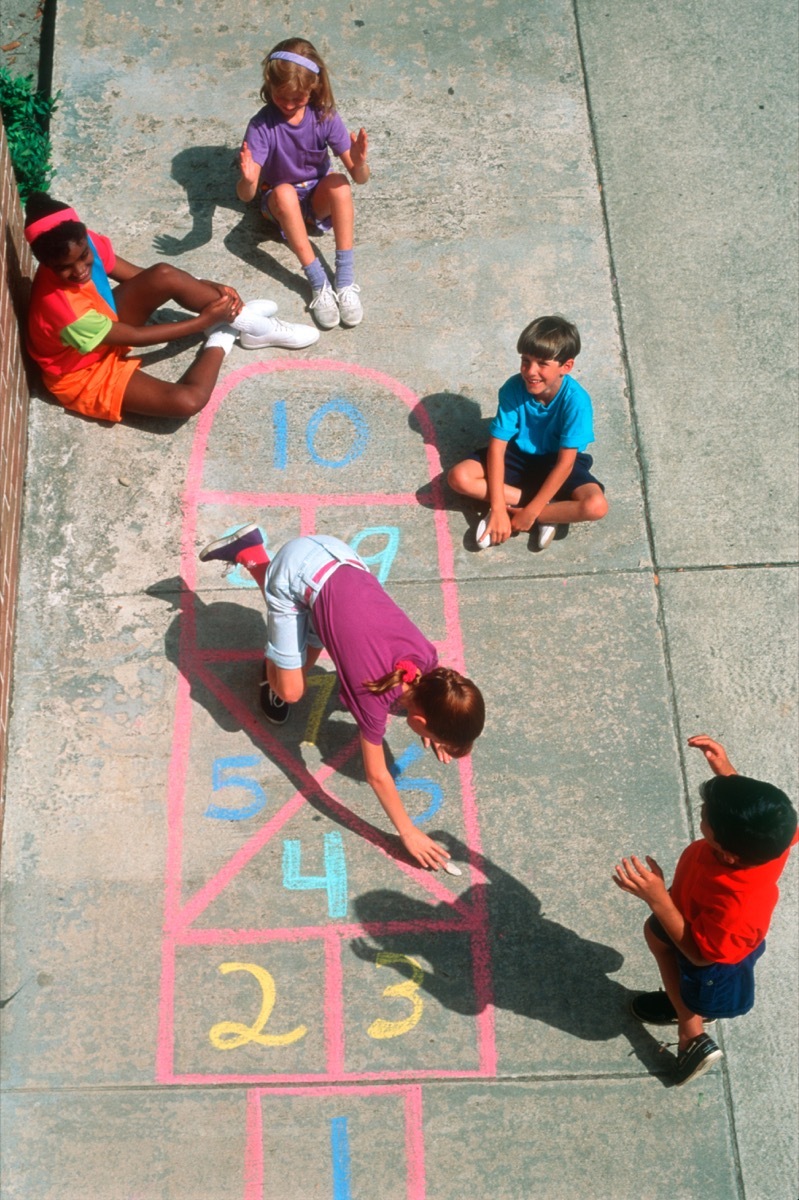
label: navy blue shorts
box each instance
[647,913,765,1019]
[470,443,604,506]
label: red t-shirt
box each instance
[671,830,797,963]
[27,231,117,382]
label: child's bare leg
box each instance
[120,347,225,419]
[114,264,227,323]
[267,185,316,266]
[266,662,308,705]
[312,173,354,249]
[536,482,608,526]
[643,920,704,1051]
[447,459,523,507]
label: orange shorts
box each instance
[45,347,141,423]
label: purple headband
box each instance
[268,50,320,74]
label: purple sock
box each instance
[303,257,328,291]
[335,249,354,290]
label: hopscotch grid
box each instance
[160,359,495,1116]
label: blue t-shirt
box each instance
[489,373,595,455]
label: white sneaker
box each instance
[232,298,278,335]
[204,324,237,355]
[336,283,363,327]
[537,523,557,550]
[475,518,492,550]
[239,317,320,350]
[309,282,340,329]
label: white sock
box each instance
[232,299,278,335]
[204,325,236,355]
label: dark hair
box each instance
[24,192,87,265]
[701,774,797,865]
[516,315,581,364]
[363,666,485,757]
[260,37,335,115]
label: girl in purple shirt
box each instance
[237,37,370,331]
[200,526,485,872]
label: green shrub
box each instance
[0,68,59,202]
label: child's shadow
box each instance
[350,836,677,1085]
[152,145,329,304]
[409,391,491,547]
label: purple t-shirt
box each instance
[312,567,438,745]
[243,104,351,186]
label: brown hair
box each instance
[260,37,336,116]
[363,666,485,757]
[516,314,581,364]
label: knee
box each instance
[168,384,209,419]
[447,460,470,494]
[276,677,306,704]
[269,184,300,220]
[140,262,178,290]
[582,491,609,522]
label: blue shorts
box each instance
[264,535,368,670]
[647,913,766,1019]
[260,177,333,234]
[470,442,604,505]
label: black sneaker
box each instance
[630,990,716,1028]
[675,1033,723,1086]
[630,990,678,1025]
[260,681,290,725]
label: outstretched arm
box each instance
[612,854,711,965]
[688,734,738,776]
[339,128,370,184]
[360,735,450,870]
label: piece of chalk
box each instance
[443,861,462,876]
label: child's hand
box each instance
[612,855,668,905]
[198,293,240,329]
[508,505,536,533]
[422,736,451,764]
[401,827,451,871]
[688,734,737,776]
[239,141,261,186]
[485,507,512,545]
[350,127,368,167]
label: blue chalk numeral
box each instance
[306,399,368,468]
[349,526,400,584]
[272,399,289,470]
[282,832,348,918]
[390,745,444,826]
[205,756,268,821]
[330,1116,352,1200]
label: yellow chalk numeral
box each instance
[367,952,425,1040]
[302,672,338,746]
[209,962,308,1050]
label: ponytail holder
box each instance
[24,207,81,244]
[395,659,419,685]
[269,50,320,74]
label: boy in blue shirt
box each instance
[448,315,608,550]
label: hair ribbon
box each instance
[269,50,320,74]
[395,659,419,685]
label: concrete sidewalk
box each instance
[1,1,796,1198]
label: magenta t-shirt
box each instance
[312,567,438,745]
[243,104,351,186]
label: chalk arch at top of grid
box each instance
[188,359,447,500]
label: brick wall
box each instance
[0,117,33,812]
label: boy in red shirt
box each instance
[614,734,797,1086]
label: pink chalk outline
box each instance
[245,1084,426,1200]
[158,360,496,1089]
